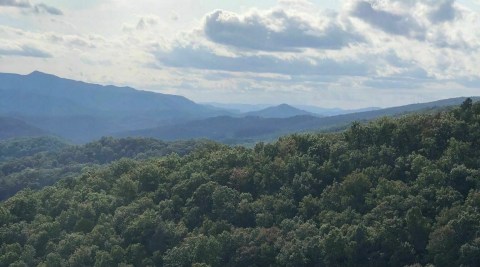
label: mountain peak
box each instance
[28,70,47,76]
[27,71,58,79]
[275,103,297,109]
[245,103,314,118]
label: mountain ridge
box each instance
[2,71,478,144]
[0,71,229,142]
[120,97,480,143]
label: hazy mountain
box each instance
[2,71,477,144]
[121,115,317,143]
[120,97,479,143]
[204,102,380,116]
[202,103,270,113]
[0,117,48,140]
[296,105,381,116]
[244,104,316,118]
[0,71,228,142]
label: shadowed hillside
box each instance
[0,117,47,140]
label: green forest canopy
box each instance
[0,137,217,200]
[1,99,480,267]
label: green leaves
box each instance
[0,99,480,266]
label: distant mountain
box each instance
[120,115,319,144]
[0,117,48,140]
[204,102,380,116]
[2,71,477,144]
[0,71,228,143]
[202,103,270,113]
[120,97,479,143]
[296,105,381,116]
[244,104,316,118]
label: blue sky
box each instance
[1,0,480,108]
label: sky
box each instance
[1,0,480,108]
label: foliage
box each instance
[0,136,68,163]
[1,99,480,266]
[0,137,218,200]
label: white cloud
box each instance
[0,0,63,15]
[348,1,427,40]
[0,0,30,7]
[153,43,371,76]
[0,43,51,57]
[345,0,480,49]
[203,8,363,51]
[1,0,480,108]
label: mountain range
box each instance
[0,71,226,142]
[204,102,380,116]
[122,97,478,144]
[1,71,478,144]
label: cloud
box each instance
[146,0,480,82]
[44,33,97,48]
[0,0,29,7]
[1,0,479,108]
[0,43,52,57]
[136,16,159,30]
[348,1,426,40]
[32,3,62,15]
[346,0,474,49]
[203,9,363,51]
[122,15,162,32]
[170,12,179,21]
[427,0,457,23]
[0,0,62,15]
[152,44,370,76]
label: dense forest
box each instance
[1,99,480,266]
[0,137,216,200]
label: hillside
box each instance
[244,104,315,118]
[0,99,479,266]
[122,97,479,143]
[0,137,218,200]
[0,117,48,140]
[0,71,227,143]
[0,136,68,162]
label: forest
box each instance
[0,137,216,201]
[0,99,480,267]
